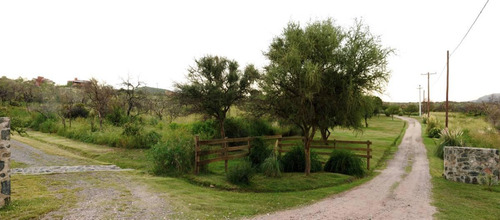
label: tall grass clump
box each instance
[435,129,466,159]
[148,128,194,175]
[227,159,254,185]
[261,153,282,177]
[281,145,322,172]
[324,150,365,177]
[248,138,272,168]
[426,116,442,138]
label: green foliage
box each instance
[428,127,441,138]
[260,19,391,174]
[260,153,282,178]
[224,117,276,138]
[425,116,442,138]
[226,160,255,185]
[248,138,272,168]
[107,106,127,126]
[190,120,218,139]
[479,173,499,191]
[65,103,89,118]
[435,129,466,159]
[175,55,259,138]
[324,150,365,177]
[148,129,194,175]
[281,145,322,173]
[385,105,400,119]
[120,122,161,149]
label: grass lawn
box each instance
[2,115,406,219]
[421,114,500,220]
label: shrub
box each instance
[107,107,127,126]
[435,129,466,159]
[428,127,441,138]
[261,152,282,177]
[248,138,272,168]
[66,104,89,118]
[148,129,194,175]
[425,116,442,138]
[324,150,365,177]
[224,117,275,138]
[227,160,254,185]
[190,120,218,139]
[281,145,322,172]
[422,116,428,124]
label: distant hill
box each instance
[473,93,500,103]
[137,86,173,95]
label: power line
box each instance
[450,0,490,57]
[430,0,490,90]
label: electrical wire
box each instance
[430,0,490,88]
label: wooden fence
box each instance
[194,135,372,174]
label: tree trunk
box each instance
[304,126,316,176]
[365,115,369,127]
[320,128,330,143]
[219,118,225,138]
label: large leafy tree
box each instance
[260,19,392,175]
[175,55,258,138]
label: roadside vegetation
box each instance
[421,113,500,219]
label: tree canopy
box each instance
[259,19,392,175]
[174,55,258,138]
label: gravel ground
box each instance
[11,139,83,166]
[252,116,436,220]
[10,136,173,219]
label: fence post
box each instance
[224,137,228,173]
[367,141,371,170]
[333,139,337,150]
[194,135,200,175]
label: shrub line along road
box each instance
[252,116,436,220]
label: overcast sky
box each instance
[0,0,498,102]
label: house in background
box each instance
[67,78,90,87]
[33,76,55,86]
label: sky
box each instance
[0,0,498,102]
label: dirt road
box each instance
[253,116,436,220]
[10,135,172,219]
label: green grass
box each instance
[0,175,76,220]
[430,112,500,149]
[421,117,500,220]
[187,116,407,192]
[3,114,406,219]
[23,131,152,170]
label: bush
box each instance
[65,104,89,118]
[428,127,441,138]
[324,150,365,177]
[281,145,322,172]
[248,138,272,168]
[425,116,442,138]
[121,122,161,148]
[107,107,127,126]
[435,129,466,159]
[226,160,254,185]
[148,129,194,175]
[224,117,275,138]
[190,120,218,139]
[261,153,282,177]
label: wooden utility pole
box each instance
[417,85,422,117]
[445,50,450,128]
[422,72,436,118]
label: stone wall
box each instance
[444,146,499,184]
[0,117,11,208]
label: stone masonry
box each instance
[444,146,500,184]
[0,117,11,208]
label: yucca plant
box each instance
[435,129,465,159]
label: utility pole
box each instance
[445,50,450,129]
[421,72,436,118]
[417,85,422,117]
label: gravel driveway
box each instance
[252,116,436,220]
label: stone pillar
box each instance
[0,117,11,208]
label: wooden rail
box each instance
[194,135,372,174]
